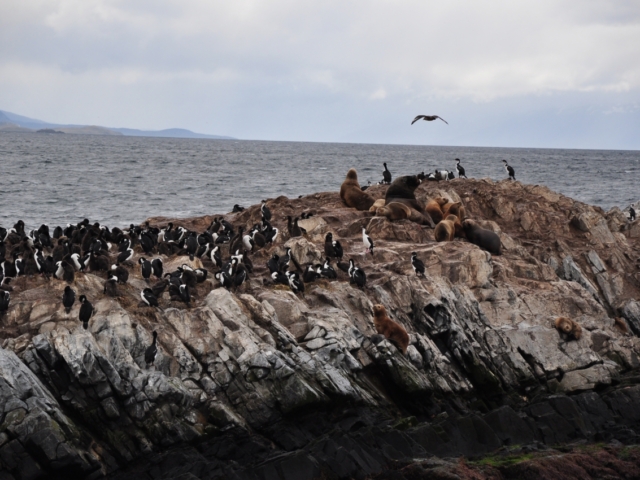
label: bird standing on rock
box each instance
[62,286,75,314]
[362,228,374,255]
[261,201,272,222]
[411,115,448,125]
[455,159,467,179]
[145,331,158,367]
[383,163,392,184]
[348,259,366,288]
[411,252,425,277]
[139,257,152,282]
[78,295,94,330]
[503,160,516,181]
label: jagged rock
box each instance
[1,179,640,477]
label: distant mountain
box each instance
[112,127,233,140]
[0,109,234,140]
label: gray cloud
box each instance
[1,0,639,148]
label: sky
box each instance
[1,0,640,149]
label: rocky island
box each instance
[2,176,640,480]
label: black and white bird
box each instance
[455,159,467,178]
[111,264,129,284]
[210,246,222,268]
[278,247,292,271]
[318,258,337,279]
[78,295,94,330]
[116,245,134,265]
[303,265,320,283]
[62,286,76,314]
[141,287,159,307]
[503,160,515,181]
[267,254,280,274]
[139,257,152,282]
[169,283,191,307]
[0,291,10,317]
[411,252,425,277]
[348,259,366,288]
[324,233,343,260]
[145,331,158,367]
[103,275,119,297]
[215,270,233,289]
[261,201,272,222]
[286,271,304,294]
[630,206,637,222]
[362,228,374,255]
[55,260,75,283]
[383,163,392,184]
[185,231,198,260]
[411,115,448,125]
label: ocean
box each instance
[0,131,638,229]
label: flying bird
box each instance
[411,115,448,125]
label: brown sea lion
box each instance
[372,304,409,354]
[384,175,435,227]
[369,198,386,212]
[376,202,433,225]
[442,201,466,222]
[462,220,501,255]
[425,197,448,224]
[555,317,582,340]
[445,214,464,238]
[340,169,375,211]
[434,216,455,242]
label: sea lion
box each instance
[385,175,422,208]
[340,169,375,211]
[369,198,386,212]
[376,202,433,225]
[442,201,466,222]
[372,304,409,354]
[425,197,448,224]
[384,175,435,227]
[434,216,455,242]
[462,220,501,255]
[554,317,582,340]
[445,214,464,238]
[383,175,436,227]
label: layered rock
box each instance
[1,178,640,479]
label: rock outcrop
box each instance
[1,178,640,479]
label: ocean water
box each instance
[0,132,638,229]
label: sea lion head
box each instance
[346,168,358,181]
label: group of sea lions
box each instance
[341,167,589,355]
[340,167,501,255]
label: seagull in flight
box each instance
[411,115,449,125]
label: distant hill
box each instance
[111,127,232,139]
[0,109,234,140]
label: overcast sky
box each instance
[1,1,639,149]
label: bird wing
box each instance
[411,115,426,125]
[436,116,449,124]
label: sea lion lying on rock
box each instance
[434,215,456,242]
[369,198,386,212]
[555,317,582,340]
[340,169,375,211]
[462,219,501,255]
[385,176,435,227]
[372,304,409,354]
[375,202,434,225]
[425,197,448,224]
